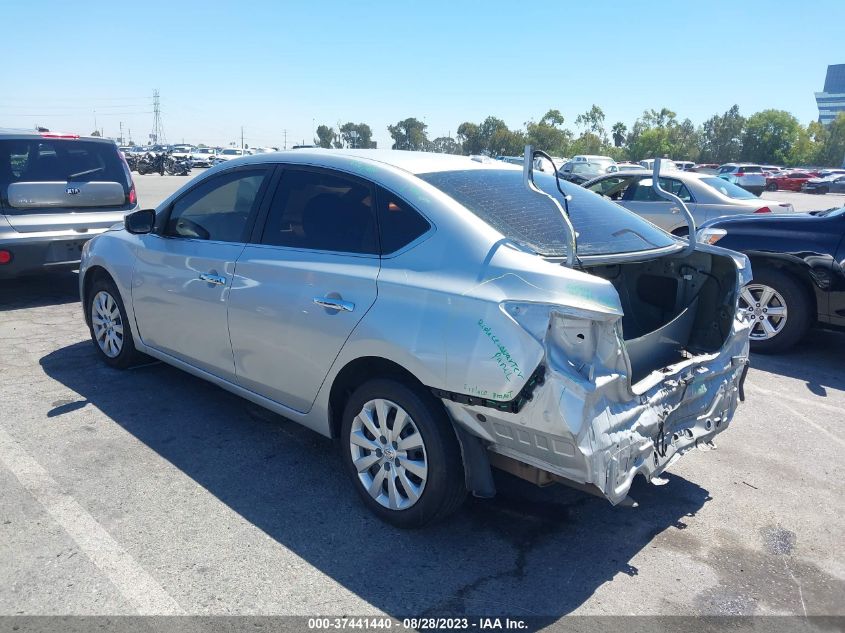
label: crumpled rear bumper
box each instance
[443,315,751,504]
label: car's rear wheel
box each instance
[87,277,142,368]
[817,187,829,195]
[740,269,811,353]
[341,379,466,528]
[765,182,778,192]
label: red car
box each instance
[765,171,819,192]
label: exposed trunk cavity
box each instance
[586,250,738,384]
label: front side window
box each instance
[164,169,267,242]
[260,169,377,254]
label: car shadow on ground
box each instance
[40,341,710,620]
[0,271,80,311]
[749,329,845,396]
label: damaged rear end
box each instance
[430,153,751,505]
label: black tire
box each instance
[766,182,778,192]
[340,379,466,528]
[671,226,689,238]
[747,268,812,354]
[86,276,143,368]
[818,187,829,195]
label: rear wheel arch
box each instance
[328,356,436,440]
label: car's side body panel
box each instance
[80,150,752,507]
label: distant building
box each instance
[815,64,845,125]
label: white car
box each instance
[190,147,217,167]
[214,148,248,163]
[170,145,195,161]
[640,158,679,171]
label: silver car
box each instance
[584,170,794,235]
[0,130,137,278]
[79,149,751,527]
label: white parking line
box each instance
[0,426,184,614]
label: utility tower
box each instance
[151,89,166,145]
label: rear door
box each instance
[0,138,133,233]
[131,166,273,380]
[227,166,380,413]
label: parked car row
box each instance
[119,144,281,170]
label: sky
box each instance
[2,0,843,149]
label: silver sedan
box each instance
[79,150,750,526]
[584,170,794,235]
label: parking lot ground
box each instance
[0,174,844,622]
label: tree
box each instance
[456,122,483,155]
[817,113,845,167]
[339,122,374,148]
[388,117,429,151]
[525,109,572,156]
[611,122,627,147]
[314,125,336,149]
[575,105,607,143]
[429,136,462,154]
[625,108,699,161]
[699,105,745,164]
[741,110,801,165]
[789,121,828,166]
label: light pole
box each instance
[349,130,359,149]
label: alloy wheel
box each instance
[349,398,428,511]
[91,290,125,358]
[740,284,787,341]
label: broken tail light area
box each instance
[441,250,752,505]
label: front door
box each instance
[228,167,380,413]
[131,166,272,380]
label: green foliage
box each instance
[339,122,374,148]
[525,110,572,156]
[741,110,801,165]
[575,105,607,143]
[388,117,429,151]
[315,125,336,149]
[816,113,845,168]
[429,136,462,154]
[699,105,744,163]
[611,122,626,147]
[457,116,525,156]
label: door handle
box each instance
[199,273,226,286]
[313,297,355,312]
[670,206,680,214]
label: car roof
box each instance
[223,149,522,175]
[0,128,115,143]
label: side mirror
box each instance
[125,208,156,234]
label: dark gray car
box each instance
[0,130,137,278]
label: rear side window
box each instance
[418,169,675,257]
[376,186,430,254]
[165,169,267,242]
[260,169,377,254]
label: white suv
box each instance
[718,163,766,196]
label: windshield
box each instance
[222,149,241,155]
[572,163,602,174]
[701,177,757,200]
[418,168,676,257]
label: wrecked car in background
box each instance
[79,149,750,527]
